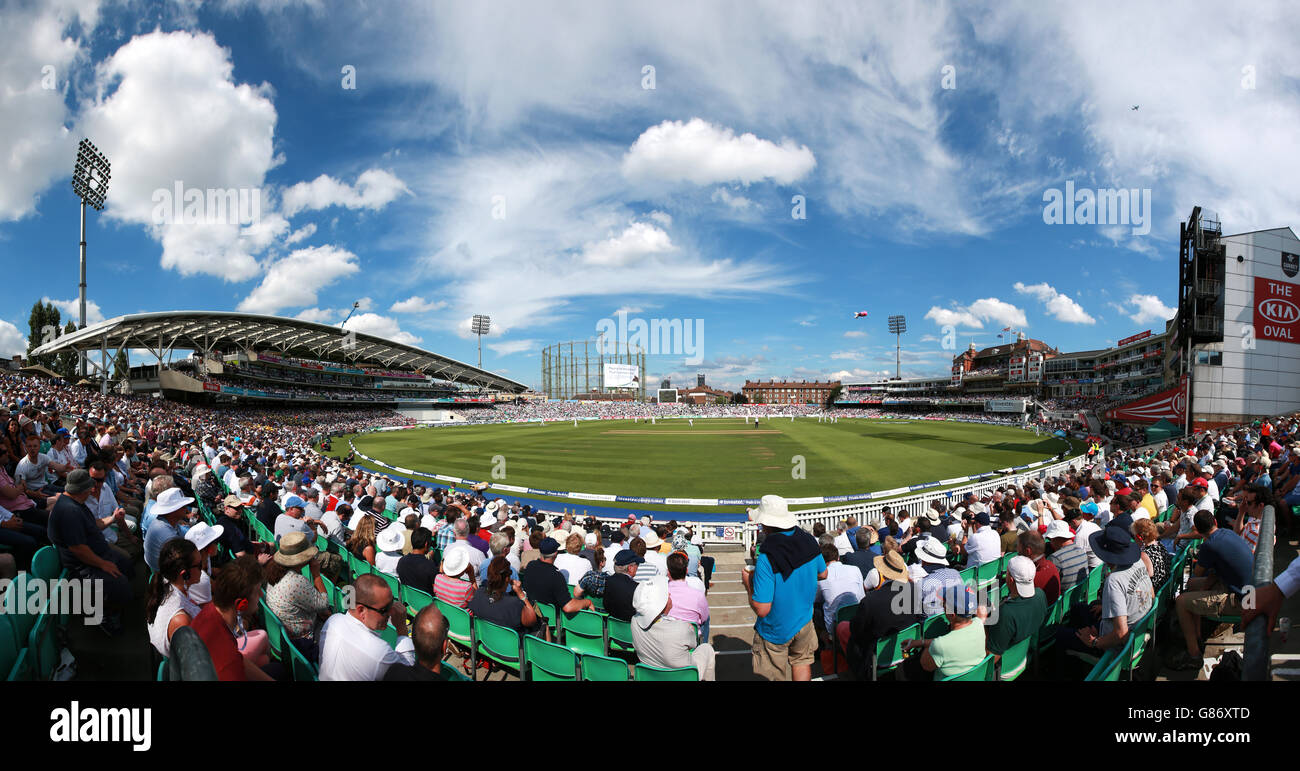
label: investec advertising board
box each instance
[603,363,641,389]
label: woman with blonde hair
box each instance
[347,514,378,566]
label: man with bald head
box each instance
[382,605,454,681]
[318,573,415,680]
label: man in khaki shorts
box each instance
[740,495,827,680]
[1169,509,1255,670]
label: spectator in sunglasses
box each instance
[317,573,414,680]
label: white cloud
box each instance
[281,168,410,217]
[419,146,792,335]
[236,245,360,315]
[924,307,981,328]
[293,307,338,324]
[0,1,98,222]
[1014,281,1096,324]
[78,30,281,281]
[711,187,755,211]
[581,221,675,266]
[647,211,672,227]
[1120,293,1177,325]
[42,296,105,326]
[341,312,421,345]
[486,339,537,356]
[389,296,447,314]
[843,330,866,338]
[0,320,26,358]
[830,350,863,360]
[622,118,815,186]
[925,297,1027,330]
[284,222,316,245]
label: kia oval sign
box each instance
[1255,277,1300,343]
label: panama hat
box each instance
[1044,520,1074,540]
[748,495,796,530]
[640,528,662,549]
[915,537,949,565]
[184,521,224,551]
[152,487,195,518]
[873,551,908,583]
[441,546,471,577]
[632,578,671,630]
[377,523,407,553]
[274,532,319,567]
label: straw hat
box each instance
[274,532,319,567]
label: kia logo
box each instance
[1260,298,1300,324]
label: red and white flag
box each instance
[852,311,869,318]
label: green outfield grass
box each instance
[339,417,1072,507]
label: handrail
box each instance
[1244,503,1276,681]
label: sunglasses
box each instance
[359,600,394,617]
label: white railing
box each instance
[741,452,1091,553]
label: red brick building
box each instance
[742,379,839,405]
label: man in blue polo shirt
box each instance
[740,495,827,681]
[1169,510,1254,670]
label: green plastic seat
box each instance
[1084,565,1105,603]
[974,560,1001,595]
[26,613,59,681]
[374,570,402,603]
[322,575,347,614]
[998,633,1033,681]
[259,599,286,662]
[534,602,559,638]
[830,602,860,673]
[434,597,474,655]
[525,634,580,681]
[939,653,995,681]
[156,659,167,681]
[472,617,525,680]
[958,566,977,587]
[379,624,400,647]
[589,595,605,612]
[282,627,318,682]
[873,622,920,680]
[580,652,630,681]
[441,661,472,681]
[605,616,636,656]
[403,585,435,616]
[1125,606,1158,676]
[0,615,21,681]
[3,572,45,651]
[31,546,65,581]
[1084,637,1131,681]
[559,609,607,656]
[921,614,949,639]
[634,662,698,681]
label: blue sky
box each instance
[2,0,1297,391]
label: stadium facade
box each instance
[29,311,527,421]
[840,207,1300,432]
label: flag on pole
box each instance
[852,311,869,318]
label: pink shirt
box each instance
[0,467,35,512]
[665,580,710,625]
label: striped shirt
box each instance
[1049,543,1089,593]
[433,574,475,608]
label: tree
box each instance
[54,322,79,379]
[730,391,749,405]
[824,384,843,408]
[26,301,60,370]
[112,349,130,381]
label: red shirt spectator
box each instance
[190,604,247,681]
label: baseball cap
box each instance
[1007,555,1036,596]
[1191,477,1210,489]
[614,550,645,567]
[538,537,560,556]
[284,495,306,510]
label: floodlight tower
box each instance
[471,314,491,368]
[888,314,907,380]
[71,139,111,379]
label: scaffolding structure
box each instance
[541,339,647,401]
